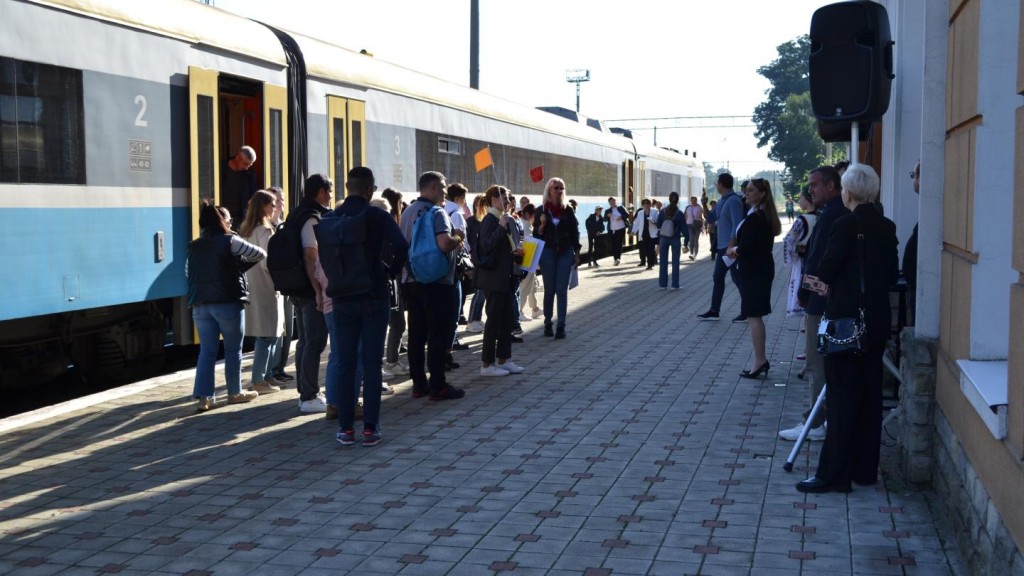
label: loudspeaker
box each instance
[809,1,895,122]
[816,118,874,143]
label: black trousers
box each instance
[610,229,625,261]
[639,234,657,266]
[482,289,513,364]
[404,282,458,394]
[587,234,600,264]
[815,344,885,486]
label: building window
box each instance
[0,57,85,184]
[438,137,462,155]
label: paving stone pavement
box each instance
[0,228,968,575]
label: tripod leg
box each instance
[784,384,827,472]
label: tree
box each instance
[751,35,828,195]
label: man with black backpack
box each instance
[319,167,408,446]
[400,171,466,402]
[268,174,332,413]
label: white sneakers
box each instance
[466,321,484,333]
[480,361,525,377]
[480,365,510,377]
[778,422,827,441]
[299,393,328,413]
[385,360,408,374]
[498,361,524,374]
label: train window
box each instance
[0,58,85,184]
[196,95,214,205]
[333,119,346,182]
[351,120,363,168]
[269,109,283,188]
[438,137,462,155]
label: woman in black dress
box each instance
[796,164,898,493]
[727,178,781,378]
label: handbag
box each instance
[816,231,866,357]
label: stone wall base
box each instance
[898,329,1024,574]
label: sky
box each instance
[213,0,834,178]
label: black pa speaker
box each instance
[809,1,895,122]
[816,118,874,143]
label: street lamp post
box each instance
[565,69,590,113]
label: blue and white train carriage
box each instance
[0,0,702,387]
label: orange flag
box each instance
[474,147,493,172]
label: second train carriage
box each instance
[0,0,702,387]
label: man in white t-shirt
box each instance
[684,196,704,260]
[604,197,629,265]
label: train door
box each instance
[622,159,634,248]
[179,66,288,343]
[327,95,367,202]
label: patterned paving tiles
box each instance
[0,236,970,576]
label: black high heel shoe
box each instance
[740,361,770,379]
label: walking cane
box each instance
[783,385,827,472]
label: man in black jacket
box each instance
[585,206,605,267]
[778,165,849,442]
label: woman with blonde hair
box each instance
[239,190,284,394]
[533,178,581,339]
[726,178,781,379]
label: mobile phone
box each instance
[801,274,826,293]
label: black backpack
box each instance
[314,208,372,298]
[267,208,319,297]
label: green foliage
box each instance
[751,35,832,197]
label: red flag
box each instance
[529,166,544,183]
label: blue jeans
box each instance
[251,336,277,384]
[192,302,245,398]
[334,298,391,431]
[469,289,486,322]
[710,247,743,312]
[539,249,573,329]
[293,296,327,401]
[325,311,364,408]
[659,236,681,289]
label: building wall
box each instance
[930,1,1024,571]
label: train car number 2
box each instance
[135,95,149,127]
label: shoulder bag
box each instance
[817,229,866,357]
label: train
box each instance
[0,0,704,388]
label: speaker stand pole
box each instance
[850,121,860,165]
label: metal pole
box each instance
[469,0,479,89]
[575,82,580,113]
[850,121,859,165]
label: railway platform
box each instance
[0,232,966,575]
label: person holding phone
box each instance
[534,178,581,339]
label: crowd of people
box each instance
[187,150,904,491]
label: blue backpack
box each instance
[314,208,372,297]
[409,206,449,283]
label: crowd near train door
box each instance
[327,95,366,202]
[181,66,288,342]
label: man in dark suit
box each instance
[778,165,849,442]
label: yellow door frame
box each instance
[327,95,367,201]
[263,82,289,215]
[188,66,219,241]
